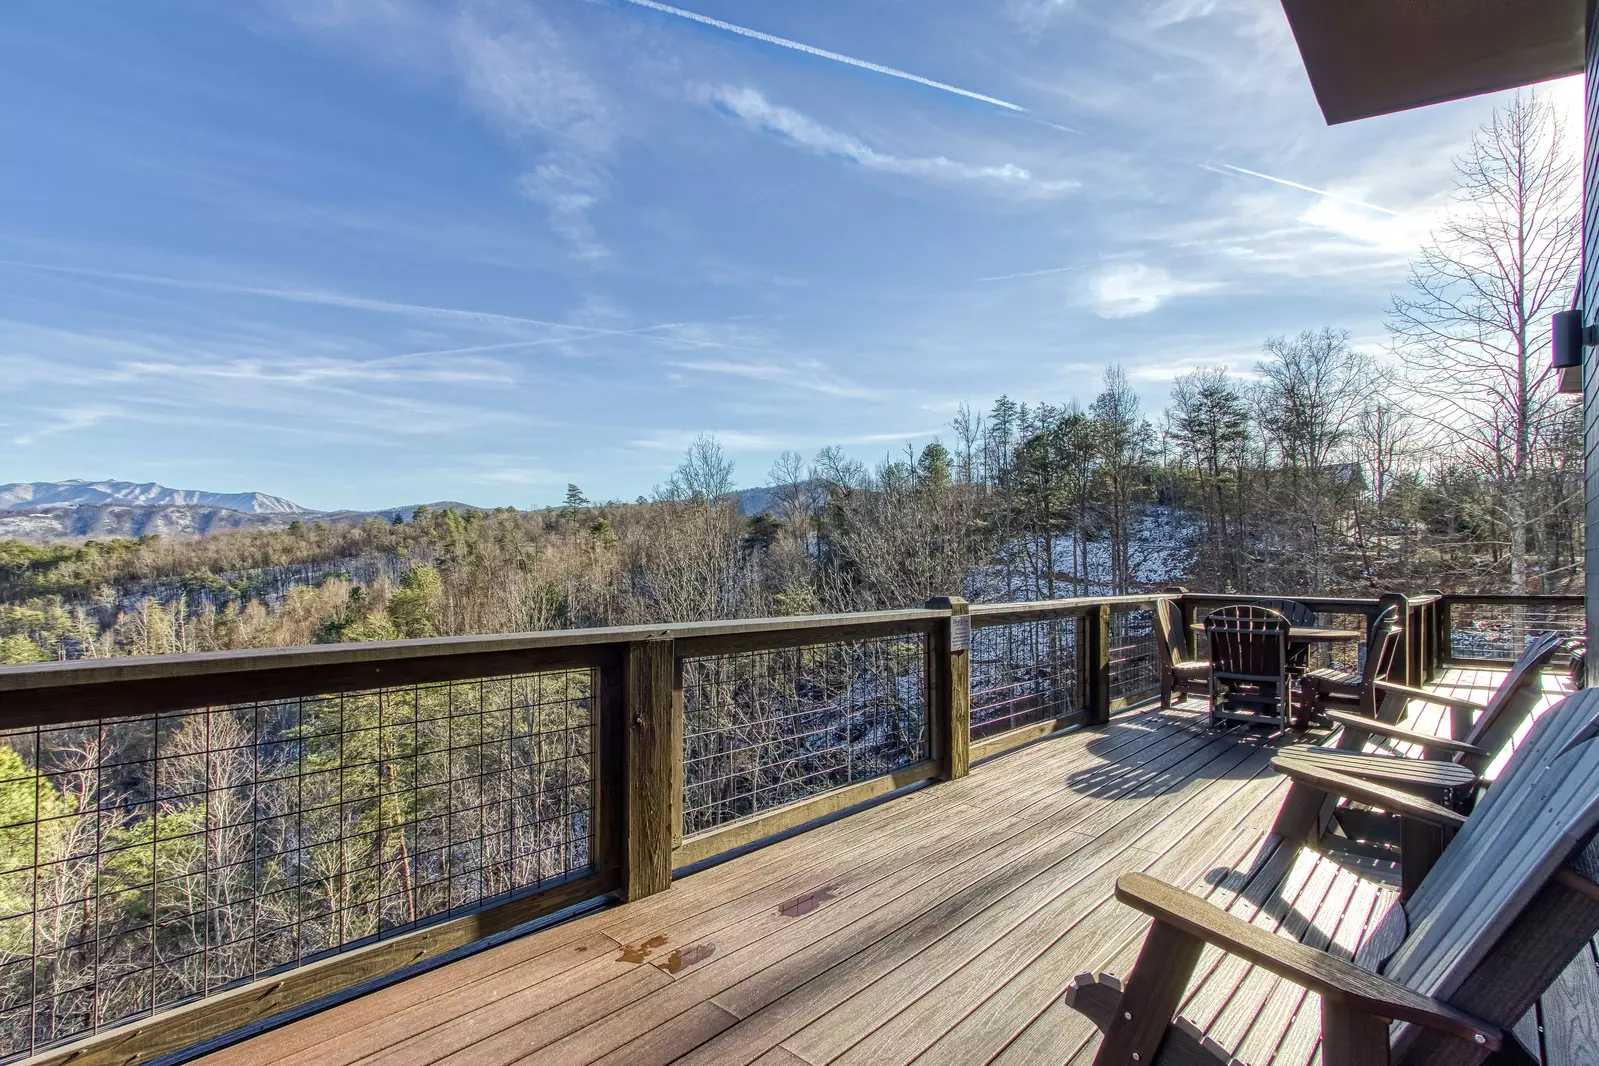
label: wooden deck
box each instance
[192,668,1582,1066]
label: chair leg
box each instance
[1399,820,1449,902]
[1162,670,1173,709]
[1321,1000,1391,1065]
[1272,783,1334,844]
[1091,920,1205,1066]
[1065,974,1230,1065]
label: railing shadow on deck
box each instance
[0,588,1575,1066]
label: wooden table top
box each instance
[1287,626,1364,642]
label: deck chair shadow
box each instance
[1065,688,1599,1066]
[1204,605,1291,731]
[1271,633,1566,897]
[1154,592,1209,709]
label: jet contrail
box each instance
[977,264,1089,282]
[1209,163,1400,216]
[618,0,1026,112]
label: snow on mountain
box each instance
[0,480,307,514]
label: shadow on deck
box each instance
[184,668,1574,1066]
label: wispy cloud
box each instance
[702,86,1073,194]
[621,0,1025,112]
[272,0,617,260]
[1092,263,1216,318]
[667,357,877,399]
[0,259,765,352]
[12,405,118,447]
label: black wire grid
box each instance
[680,635,928,837]
[1449,602,1584,664]
[0,670,594,1060]
[969,617,1083,741]
[1108,609,1160,706]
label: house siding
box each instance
[1586,0,1599,683]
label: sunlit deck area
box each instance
[184,665,1577,1066]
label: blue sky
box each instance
[0,0,1581,510]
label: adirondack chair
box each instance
[1295,604,1403,727]
[1278,630,1563,818]
[1154,594,1209,709]
[1272,632,1566,898]
[1066,688,1599,1066]
[1204,605,1291,729]
[1256,597,1316,672]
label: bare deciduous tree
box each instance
[1389,91,1580,590]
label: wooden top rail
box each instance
[1440,593,1585,608]
[0,588,1575,727]
[1181,593,1393,613]
[0,609,943,725]
[969,594,1169,628]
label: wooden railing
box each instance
[0,588,1577,1065]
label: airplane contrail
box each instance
[1208,163,1400,216]
[618,0,1026,112]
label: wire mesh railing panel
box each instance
[1450,601,1584,663]
[1108,609,1159,706]
[0,670,594,1061]
[970,617,1082,741]
[1310,612,1369,673]
[681,634,928,837]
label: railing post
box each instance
[1438,596,1453,668]
[927,596,971,781]
[1406,601,1423,686]
[1081,603,1112,725]
[1178,594,1197,659]
[624,636,676,901]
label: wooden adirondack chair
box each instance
[1204,606,1291,729]
[1295,604,1404,727]
[1066,688,1599,1066]
[1273,632,1565,858]
[1154,595,1209,708]
[1255,598,1316,672]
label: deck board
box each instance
[192,667,1586,1066]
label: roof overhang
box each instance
[1279,0,1585,125]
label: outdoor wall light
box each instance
[1552,308,1594,394]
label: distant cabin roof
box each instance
[1279,0,1584,125]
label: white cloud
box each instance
[1092,263,1214,318]
[701,86,1075,195]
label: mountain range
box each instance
[0,481,490,542]
[0,480,306,514]
[0,480,783,542]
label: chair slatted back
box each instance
[1459,633,1564,768]
[1204,605,1288,682]
[1254,598,1316,627]
[1383,689,1599,1005]
[1362,605,1403,687]
[1154,598,1190,668]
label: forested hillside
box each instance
[0,333,1579,665]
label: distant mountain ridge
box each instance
[0,479,498,542]
[0,480,306,515]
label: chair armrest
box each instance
[1325,710,1492,758]
[1373,681,1487,718]
[1271,754,1469,830]
[1114,872,1501,1050]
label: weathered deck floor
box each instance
[195,668,1579,1066]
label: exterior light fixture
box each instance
[1552,308,1592,394]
